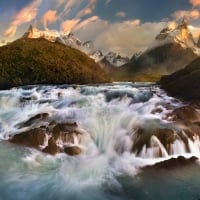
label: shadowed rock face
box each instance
[160,57,200,101]
[110,43,197,82]
[9,114,86,156]
[144,156,198,170]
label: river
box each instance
[0,83,200,200]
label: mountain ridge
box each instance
[0,38,110,89]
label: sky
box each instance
[0,0,200,56]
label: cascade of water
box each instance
[0,83,199,161]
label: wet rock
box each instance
[9,128,46,148]
[42,137,60,155]
[154,128,176,153]
[132,128,176,156]
[52,122,78,140]
[132,128,151,154]
[145,156,198,170]
[151,108,163,114]
[64,146,82,156]
[17,113,49,128]
[168,106,200,122]
[9,120,85,156]
[20,95,38,102]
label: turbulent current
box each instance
[0,83,200,200]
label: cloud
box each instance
[76,17,163,57]
[74,16,99,31]
[60,0,82,17]
[105,0,111,6]
[61,15,99,33]
[188,25,200,38]
[172,9,200,21]
[41,10,58,29]
[60,19,80,33]
[56,0,65,7]
[76,0,97,18]
[116,12,126,18]
[190,0,200,6]
[4,0,42,37]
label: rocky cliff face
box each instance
[160,56,200,101]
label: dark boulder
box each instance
[145,156,198,170]
[64,146,82,156]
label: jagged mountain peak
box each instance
[155,19,197,51]
[22,25,130,67]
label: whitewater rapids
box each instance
[0,83,200,200]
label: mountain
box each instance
[23,25,130,67]
[160,57,200,101]
[0,38,109,89]
[113,19,199,82]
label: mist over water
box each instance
[0,83,200,200]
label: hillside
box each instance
[112,42,197,82]
[160,57,200,101]
[0,38,109,89]
[109,20,199,82]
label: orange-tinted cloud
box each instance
[172,9,200,20]
[41,10,58,29]
[76,0,97,18]
[4,0,41,37]
[74,16,99,31]
[190,0,200,6]
[60,19,80,33]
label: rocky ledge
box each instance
[8,113,91,156]
[144,156,198,170]
[132,105,200,157]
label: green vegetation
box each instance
[0,38,109,89]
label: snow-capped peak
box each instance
[104,52,130,67]
[155,19,199,52]
[23,25,130,66]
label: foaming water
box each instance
[0,83,200,200]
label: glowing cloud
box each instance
[172,9,200,20]
[168,21,178,30]
[76,0,97,18]
[75,16,99,31]
[4,0,42,37]
[61,19,81,33]
[41,10,58,29]
[190,0,200,6]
